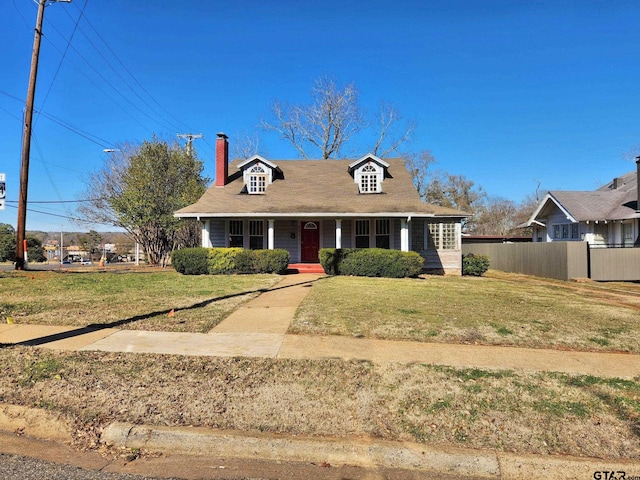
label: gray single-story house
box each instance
[524,158,640,247]
[175,133,467,274]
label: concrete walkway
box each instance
[1,272,639,379]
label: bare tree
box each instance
[372,101,416,158]
[423,171,487,232]
[402,150,436,200]
[474,197,519,235]
[232,131,261,160]
[263,77,364,159]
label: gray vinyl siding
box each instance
[274,219,299,261]
[322,220,336,248]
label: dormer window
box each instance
[238,156,281,195]
[349,154,389,194]
[360,164,380,193]
[248,164,267,194]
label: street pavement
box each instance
[1,273,640,478]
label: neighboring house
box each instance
[175,133,467,274]
[525,159,640,247]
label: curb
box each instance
[101,422,500,478]
[100,422,640,479]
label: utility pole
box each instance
[15,0,72,270]
[177,133,203,157]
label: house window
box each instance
[249,220,264,249]
[442,222,457,249]
[553,223,579,240]
[248,165,267,194]
[359,164,381,193]
[229,220,243,247]
[376,219,390,248]
[571,223,579,240]
[355,220,370,248]
[427,222,457,250]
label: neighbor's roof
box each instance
[175,157,467,218]
[526,169,639,225]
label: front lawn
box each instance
[0,268,279,333]
[290,273,640,352]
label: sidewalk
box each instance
[1,273,640,478]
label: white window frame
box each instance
[553,222,580,241]
[228,220,244,247]
[353,218,393,249]
[426,222,459,250]
[375,218,390,248]
[249,220,265,249]
[357,164,382,193]
[248,164,267,194]
[355,219,370,248]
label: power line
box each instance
[38,0,88,113]
[75,8,197,134]
[5,198,103,204]
[3,202,112,225]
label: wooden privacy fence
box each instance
[462,242,640,281]
[589,247,640,281]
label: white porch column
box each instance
[201,220,211,248]
[335,219,342,249]
[400,218,409,252]
[268,219,275,250]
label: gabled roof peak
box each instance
[348,154,390,172]
[237,155,279,171]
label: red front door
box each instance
[301,221,320,263]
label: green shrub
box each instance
[321,248,423,278]
[462,253,490,276]
[206,248,290,275]
[171,247,210,275]
[319,248,356,275]
[208,248,245,274]
[252,249,290,274]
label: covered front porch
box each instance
[200,217,412,264]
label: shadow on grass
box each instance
[0,276,325,349]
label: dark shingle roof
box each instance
[176,158,466,218]
[548,170,638,221]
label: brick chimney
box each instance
[215,133,229,187]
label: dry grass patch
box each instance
[291,275,640,352]
[0,347,638,459]
[0,269,279,333]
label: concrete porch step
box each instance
[286,263,326,274]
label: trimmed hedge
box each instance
[172,247,290,275]
[319,248,424,278]
[318,248,356,275]
[462,253,490,276]
[171,247,209,275]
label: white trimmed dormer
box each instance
[237,155,280,194]
[348,154,390,194]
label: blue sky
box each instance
[2,0,640,232]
